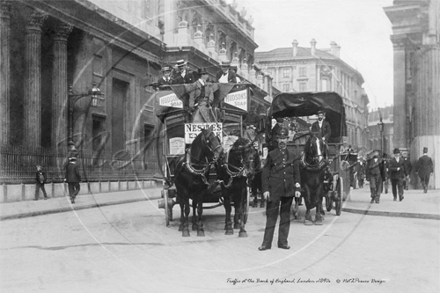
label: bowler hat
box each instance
[423,147,428,153]
[393,148,400,154]
[276,127,289,139]
[176,59,187,67]
[276,117,284,123]
[317,110,325,115]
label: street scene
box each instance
[1,186,439,292]
[1,0,439,292]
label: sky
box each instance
[233,0,395,110]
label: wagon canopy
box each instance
[269,91,347,140]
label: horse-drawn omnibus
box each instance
[155,83,265,236]
[266,91,353,223]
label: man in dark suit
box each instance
[156,65,173,87]
[65,157,81,204]
[402,151,412,190]
[366,150,383,203]
[416,147,434,193]
[215,61,237,83]
[259,126,301,251]
[171,60,195,84]
[186,68,216,123]
[389,148,405,201]
[310,110,332,142]
[34,165,48,200]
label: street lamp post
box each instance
[67,83,104,147]
[377,118,385,155]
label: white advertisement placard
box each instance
[159,93,183,108]
[224,89,247,111]
[184,123,223,144]
[169,137,185,155]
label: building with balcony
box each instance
[384,0,440,189]
[255,39,370,151]
[0,0,274,200]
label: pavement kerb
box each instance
[342,207,440,220]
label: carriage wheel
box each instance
[243,187,250,225]
[335,177,343,216]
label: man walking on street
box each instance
[389,148,405,201]
[416,147,434,193]
[402,151,412,190]
[34,165,48,200]
[366,150,382,203]
[259,126,301,251]
[65,157,81,204]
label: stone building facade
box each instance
[0,0,274,195]
[384,0,440,189]
[255,39,370,150]
[368,106,394,157]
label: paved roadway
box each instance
[0,187,439,293]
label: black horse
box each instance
[216,137,258,237]
[173,127,223,237]
[300,134,328,225]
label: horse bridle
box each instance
[301,137,328,171]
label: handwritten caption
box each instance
[226,278,388,285]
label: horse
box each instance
[300,134,329,225]
[216,137,258,237]
[172,126,223,237]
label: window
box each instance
[321,79,329,91]
[299,82,306,92]
[283,68,291,78]
[282,83,290,92]
[299,67,307,77]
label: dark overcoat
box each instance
[388,158,405,180]
[262,148,300,200]
[416,155,434,178]
[65,162,81,183]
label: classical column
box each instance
[52,23,73,149]
[391,38,407,148]
[23,10,47,147]
[0,1,11,146]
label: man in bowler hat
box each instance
[216,61,237,83]
[366,150,383,203]
[34,165,48,200]
[388,148,405,201]
[259,126,301,251]
[171,60,195,84]
[310,110,332,142]
[416,147,434,193]
[65,157,81,204]
[157,65,173,87]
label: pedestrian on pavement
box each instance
[356,157,366,188]
[415,147,434,193]
[366,150,382,203]
[65,157,81,204]
[402,151,412,190]
[34,165,48,201]
[258,126,301,251]
[389,148,405,201]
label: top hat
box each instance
[393,148,400,154]
[198,67,208,75]
[220,61,231,67]
[276,127,289,139]
[161,66,171,72]
[423,147,428,153]
[176,59,187,67]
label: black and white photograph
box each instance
[0,0,439,292]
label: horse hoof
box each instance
[225,229,234,235]
[182,230,190,237]
[304,220,314,226]
[192,224,197,231]
[234,223,240,229]
[197,230,205,237]
[239,231,248,238]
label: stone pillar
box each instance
[392,39,407,148]
[52,23,73,150]
[23,10,47,147]
[0,1,11,146]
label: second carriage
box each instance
[266,91,353,216]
